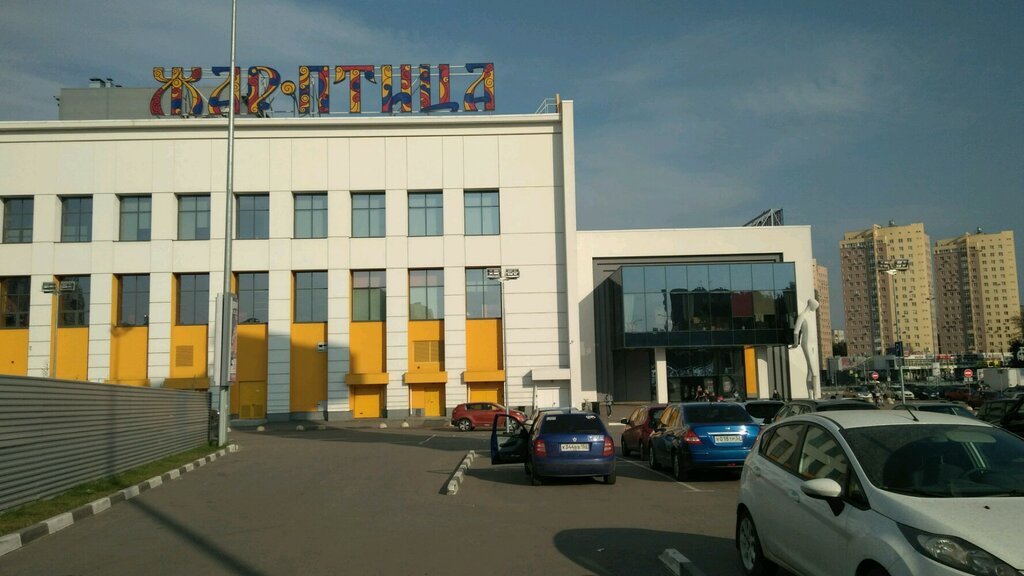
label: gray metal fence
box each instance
[0,376,209,512]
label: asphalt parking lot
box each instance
[0,421,757,576]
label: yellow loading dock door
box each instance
[409,383,445,417]
[351,386,384,418]
[468,382,503,404]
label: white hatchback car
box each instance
[736,410,1024,576]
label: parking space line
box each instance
[418,434,436,445]
[616,458,711,492]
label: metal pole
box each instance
[500,277,509,423]
[216,0,238,447]
[52,292,58,378]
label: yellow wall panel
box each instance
[170,324,208,382]
[54,327,89,380]
[408,320,444,373]
[233,324,268,416]
[0,329,29,376]
[290,322,326,412]
[110,327,149,385]
[238,380,267,419]
[466,319,502,371]
[350,322,385,374]
[351,386,382,418]
[469,382,502,404]
[744,346,758,397]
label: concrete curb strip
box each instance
[0,444,239,559]
[659,549,707,576]
[444,450,477,495]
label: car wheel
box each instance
[862,567,890,576]
[737,510,777,576]
[648,443,660,470]
[531,469,544,486]
[604,471,617,485]
[621,437,630,458]
[673,451,690,481]
[457,418,473,432]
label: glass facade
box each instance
[618,262,797,348]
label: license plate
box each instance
[712,435,742,444]
[560,443,590,452]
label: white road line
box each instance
[616,457,710,492]
[419,434,436,445]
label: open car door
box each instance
[490,413,528,465]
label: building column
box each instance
[655,347,668,403]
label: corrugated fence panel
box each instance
[0,376,209,512]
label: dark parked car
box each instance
[740,400,785,426]
[619,403,667,458]
[490,411,616,485]
[943,386,971,402]
[767,398,878,424]
[451,402,526,431]
[977,398,1019,424]
[648,402,759,480]
[892,400,976,419]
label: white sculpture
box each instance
[791,298,820,398]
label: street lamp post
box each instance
[42,279,77,379]
[487,267,519,425]
[878,258,909,400]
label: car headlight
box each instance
[899,524,1018,576]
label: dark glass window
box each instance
[466,268,502,319]
[178,195,211,240]
[119,196,152,241]
[2,197,33,243]
[0,276,30,328]
[408,192,443,237]
[236,272,268,324]
[352,193,385,238]
[464,191,499,235]
[295,271,327,323]
[176,274,209,325]
[237,194,269,240]
[58,276,91,327]
[61,197,93,242]
[294,193,327,239]
[410,269,444,320]
[118,274,150,327]
[352,270,386,321]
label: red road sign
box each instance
[964,369,974,379]
[871,372,879,381]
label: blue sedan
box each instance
[648,402,759,480]
[490,410,616,485]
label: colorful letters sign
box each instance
[150,63,494,117]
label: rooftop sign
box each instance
[151,63,494,117]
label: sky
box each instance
[1,0,1022,329]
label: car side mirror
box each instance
[801,478,844,516]
[620,418,629,425]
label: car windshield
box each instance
[843,424,1024,498]
[818,402,878,412]
[744,403,783,419]
[682,404,752,424]
[539,413,607,435]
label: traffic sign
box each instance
[964,368,974,379]
[871,371,879,381]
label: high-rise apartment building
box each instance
[812,259,832,369]
[840,222,937,357]
[934,230,1020,355]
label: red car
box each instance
[618,404,667,458]
[451,402,526,431]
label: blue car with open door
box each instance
[647,402,758,480]
[491,410,616,485]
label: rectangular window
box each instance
[352,270,386,321]
[0,276,31,328]
[410,269,444,320]
[237,194,270,240]
[408,192,443,237]
[119,195,152,241]
[464,191,499,236]
[176,273,209,325]
[294,193,327,239]
[352,193,385,238]
[2,197,33,243]
[61,196,93,242]
[295,271,327,323]
[466,268,502,319]
[117,274,150,327]
[58,275,91,327]
[236,272,269,324]
[178,195,211,240]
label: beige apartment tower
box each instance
[813,259,833,370]
[840,222,938,357]
[934,230,1021,355]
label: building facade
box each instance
[813,259,833,370]
[839,222,937,358]
[934,230,1021,355]
[1,101,818,420]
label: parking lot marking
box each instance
[617,458,710,492]
[418,434,436,445]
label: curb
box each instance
[659,548,707,576]
[444,450,477,495]
[0,445,239,559]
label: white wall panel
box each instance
[463,236,501,267]
[501,233,560,266]
[501,187,561,234]
[349,138,386,190]
[292,239,329,270]
[442,137,463,189]
[55,142,95,195]
[231,239,270,271]
[290,138,328,191]
[233,139,269,192]
[462,135,498,188]
[385,137,407,190]
[115,141,153,193]
[53,244,92,274]
[349,238,387,269]
[498,134,558,188]
[172,140,213,193]
[407,136,443,189]
[407,237,444,268]
[326,139,350,191]
[111,243,152,273]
